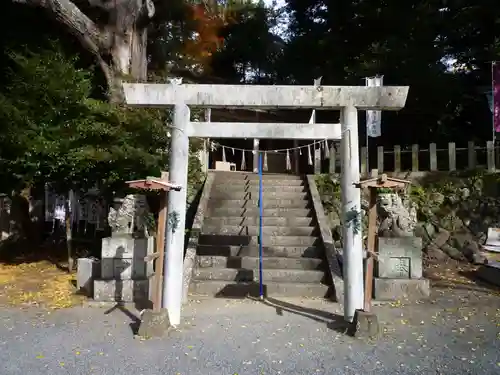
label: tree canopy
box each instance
[0,0,498,198]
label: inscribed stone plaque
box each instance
[377,237,422,279]
[386,257,411,279]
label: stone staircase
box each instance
[189,171,331,298]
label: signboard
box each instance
[366,76,383,137]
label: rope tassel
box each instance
[324,140,330,159]
[263,151,268,171]
[286,149,291,170]
[222,146,226,162]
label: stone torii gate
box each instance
[122,83,409,326]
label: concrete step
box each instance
[203,216,315,227]
[209,191,309,200]
[214,172,302,180]
[213,185,308,193]
[198,234,320,247]
[194,268,325,283]
[208,199,311,209]
[196,245,322,258]
[196,255,323,270]
[189,280,330,298]
[214,179,305,186]
[210,207,312,217]
[202,225,318,237]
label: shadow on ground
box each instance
[248,296,349,334]
[104,300,153,335]
[457,269,500,292]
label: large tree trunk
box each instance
[13,0,155,101]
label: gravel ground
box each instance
[0,288,499,375]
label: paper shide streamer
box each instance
[241,150,246,170]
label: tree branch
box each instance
[12,0,112,54]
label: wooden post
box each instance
[429,143,437,171]
[153,172,169,312]
[394,145,401,173]
[487,141,495,171]
[364,169,378,312]
[467,141,476,169]
[204,109,211,171]
[412,144,419,172]
[377,146,384,173]
[293,140,300,174]
[314,145,321,174]
[360,147,368,176]
[448,142,456,171]
[329,143,336,174]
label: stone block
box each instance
[373,278,430,301]
[76,258,100,297]
[378,237,422,279]
[100,258,153,280]
[101,235,150,259]
[93,278,152,302]
[137,309,171,338]
[348,309,380,340]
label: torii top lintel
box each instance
[122,83,409,110]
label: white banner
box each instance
[366,76,384,138]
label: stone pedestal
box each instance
[77,258,100,297]
[93,194,155,303]
[93,235,154,302]
[94,235,154,302]
[374,237,430,301]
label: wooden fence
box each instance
[359,141,496,175]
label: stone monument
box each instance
[93,194,154,303]
[374,236,430,301]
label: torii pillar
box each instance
[122,83,409,325]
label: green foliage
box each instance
[376,188,393,194]
[314,174,341,215]
[0,42,174,195]
[407,170,500,229]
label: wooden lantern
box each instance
[125,172,182,312]
[356,170,411,312]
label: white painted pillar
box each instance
[163,103,190,326]
[253,138,260,172]
[340,105,364,322]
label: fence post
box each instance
[360,147,368,176]
[467,141,476,169]
[329,143,336,174]
[412,144,419,172]
[377,146,384,173]
[394,145,401,173]
[448,142,456,171]
[487,141,495,171]
[314,144,321,174]
[429,143,437,171]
